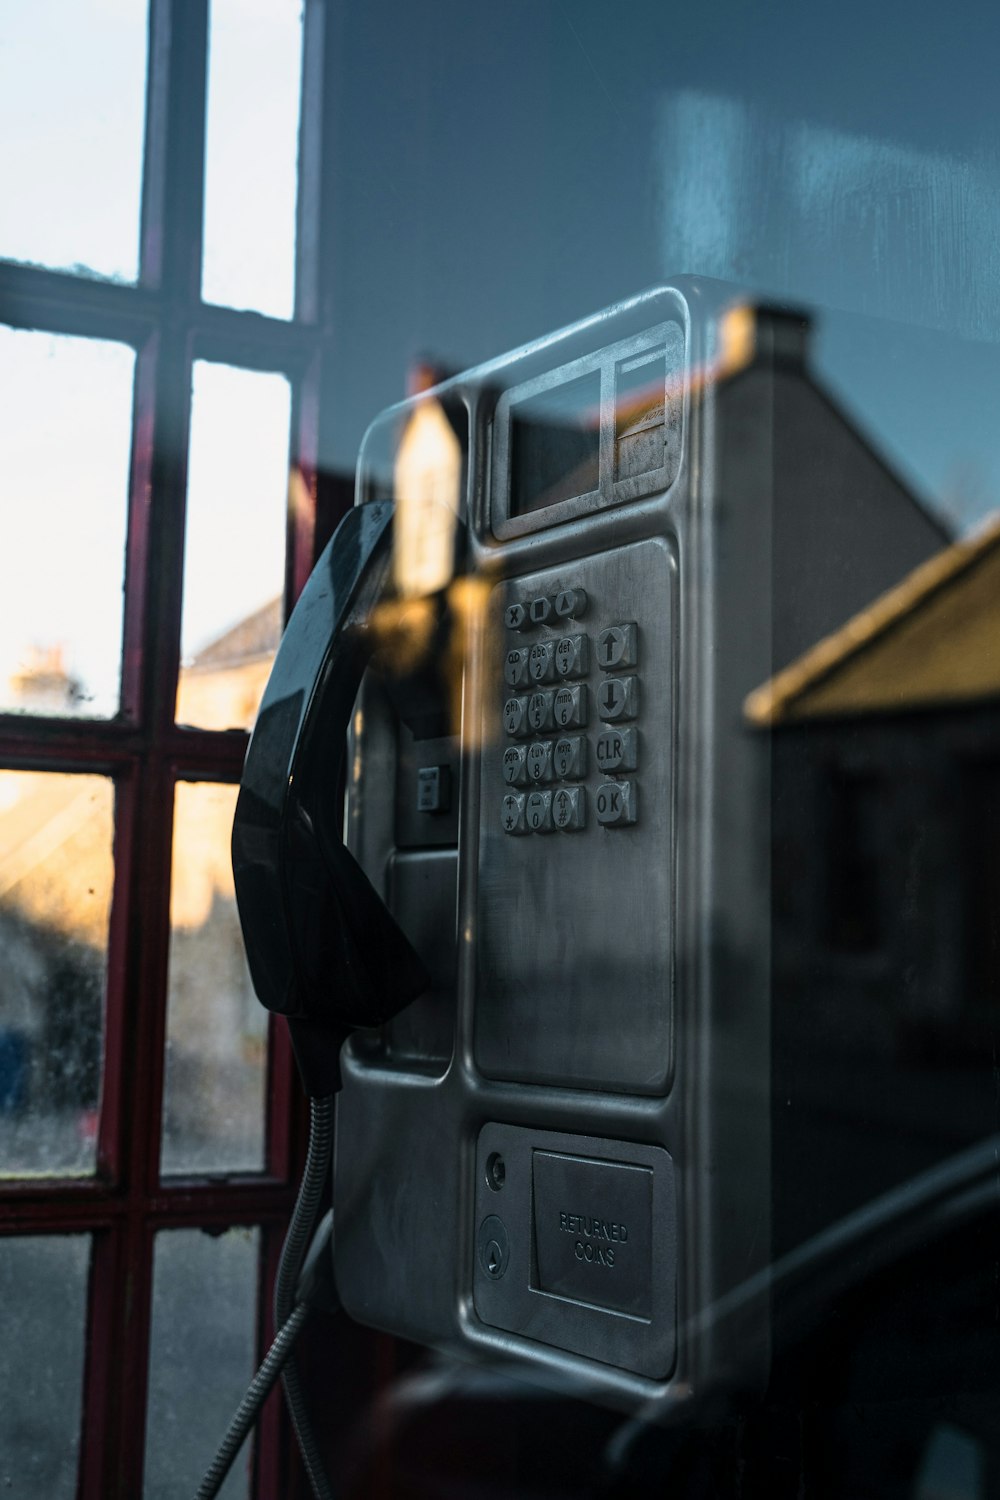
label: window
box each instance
[0,3,334,1495]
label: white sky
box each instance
[0,0,303,716]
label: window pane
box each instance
[0,329,134,719]
[0,1,148,281]
[145,1227,259,1500]
[0,772,113,1178]
[0,1235,90,1496]
[176,362,289,731]
[202,0,303,319]
[161,782,267,1175]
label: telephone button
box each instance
[552,785,586,831]
[528,640,556,683]
[553,735,587,780]
[526,790,554,832]
[597,622,638,671]
[501,793,527,834]
[503,697,529,737]
[554,634,589,679]
[505,602,529,631]
[595,725,637,774]
[597,675,638,722]
[529,596,554,626]
[526,691,554,733]
[526,741,554,783]
[553,684,587,729]
[595,780,637,827]
[504,647,529,688]
[502,745,529,786]
[555,587,588,620]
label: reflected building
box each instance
[748,516,1000,1256]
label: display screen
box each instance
[509,370,601,516]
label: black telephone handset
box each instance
[232,498,429,1094]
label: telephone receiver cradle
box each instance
[231,498,430,1095]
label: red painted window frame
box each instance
[0,3,339,1495]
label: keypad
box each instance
[500,586,643,836]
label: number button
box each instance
[552,785,586,831]
[527,692,554,732]
[504,647,529,688]
[526,741,554,783]
[597,676,638,722]
[553,684,587,729]
[553,735,587,780]
[502,745,528,786]
[595,726,637,773]
[595,780,637,827]
[503,697,528,737]
[526,790,554,832]
[528,640,556,683]
[596,622,638,671]
[555,634,589,678]
[502,793,527,834]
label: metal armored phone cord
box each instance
[273,1095,336,1500]
[194,1096,336,1500]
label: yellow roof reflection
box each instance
[746,511,1000,724]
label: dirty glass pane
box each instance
[0,0,147,281]
[0,771,113,1177]
[144,1227,258,1500]
[161,782,266,1175]
[175,362,289,732]
[0,328,134,719]
[0,1235,89,1496]
[201,0,303,319]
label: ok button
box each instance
[595,780,636,827]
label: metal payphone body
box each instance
[251,281,946,1413]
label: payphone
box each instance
[232,281,947,1421]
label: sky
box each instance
[0,0,302,716]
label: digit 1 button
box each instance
[553,735,587,779]
[554,587,588,619]
[595,780,637,827]
[552,785,586,831]
[528,640,556,683]
[504,647,528,688]
[597,676,638,722]
[526,741,553,782]
[595,725,637,773]
[555,634,589,678]
[526,790,554,832]
[502,793,527,834]
[553,684,587,729]
[502,745,528,786]
[596,622,638,670]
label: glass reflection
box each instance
[176,362,290,732]
[202,0,303,319]
[0,1235,89,1496]
[145,1227,258,1500]
[0,0,147,281]
[0,771,113,1178]
[0,329,134,719]
[161,781,266,1176]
